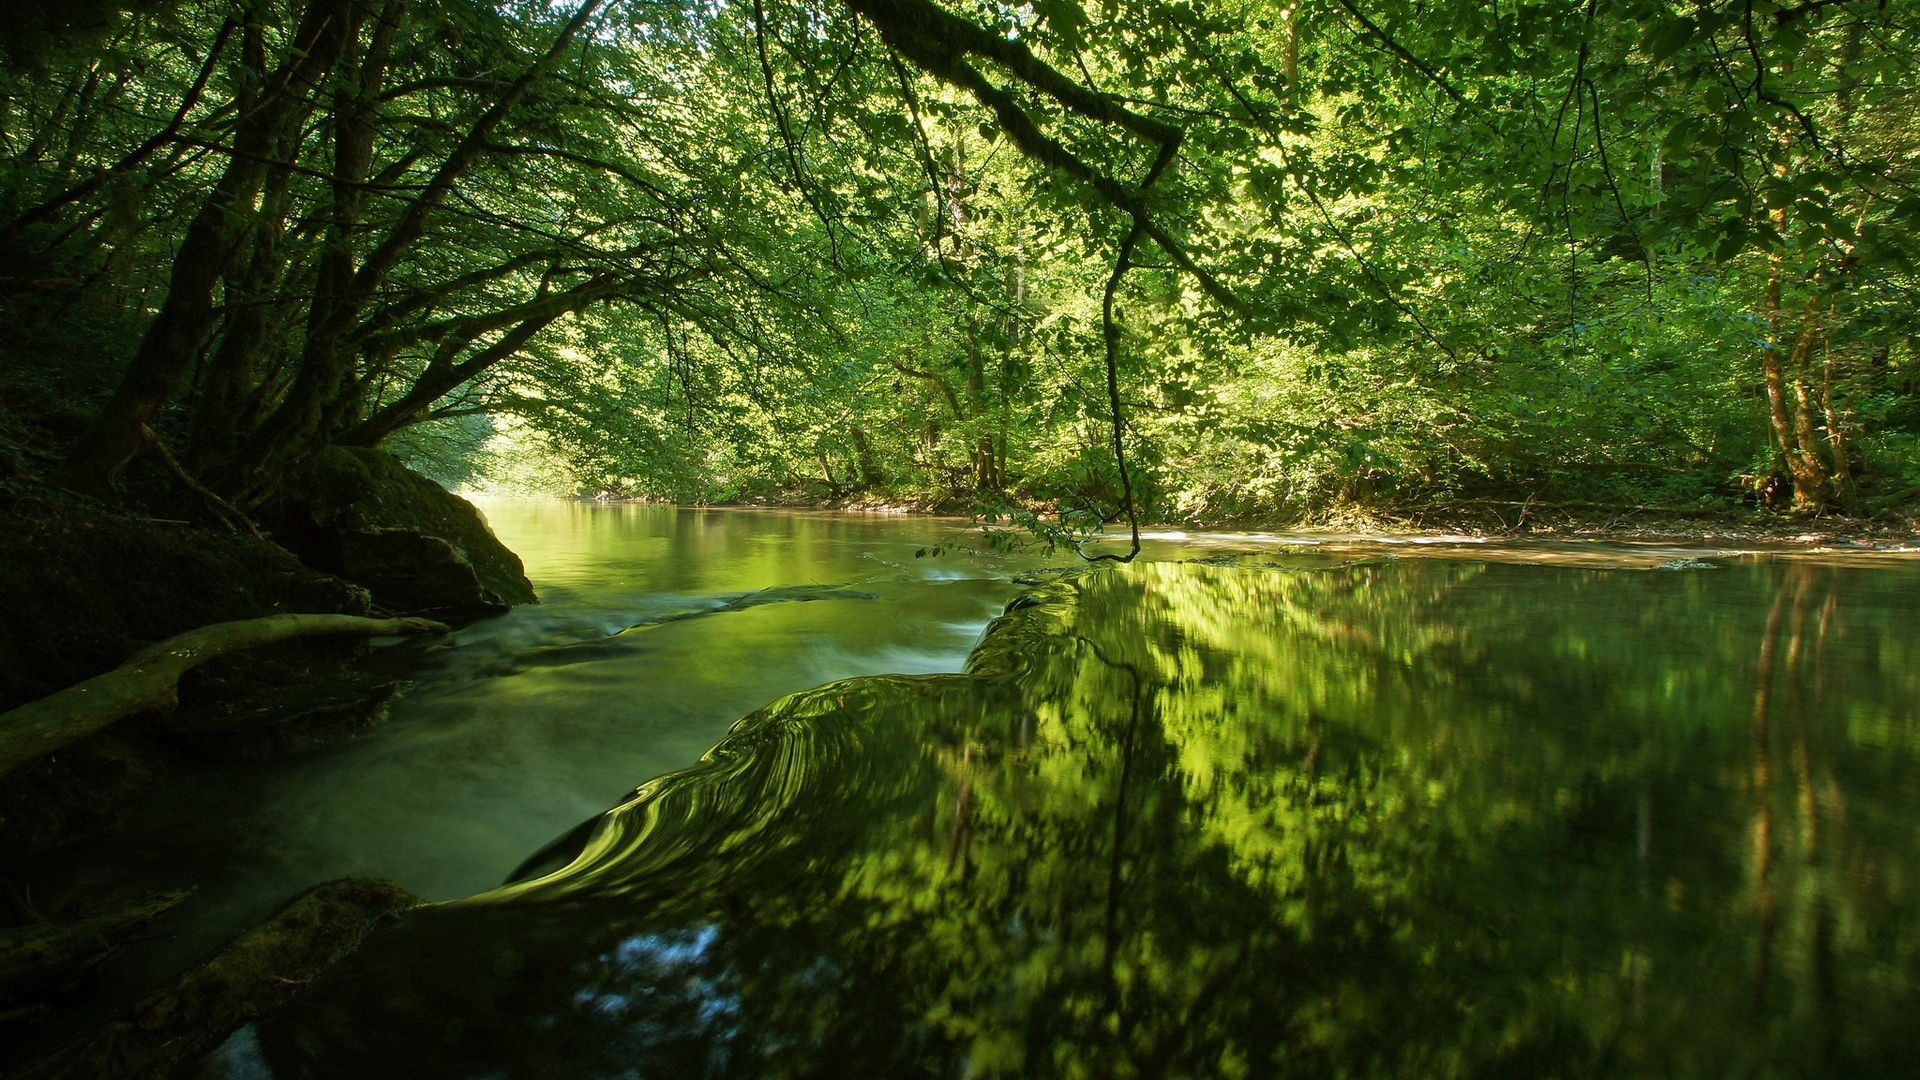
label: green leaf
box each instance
[1034,0,1090,53]
[1643,17,1698,63]
[1714,222,1749,261]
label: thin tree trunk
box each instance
[1761,197,1832,511]
[1784,294,1833,509]
[185,111,303,471]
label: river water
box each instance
[35,504,1069,1001]
[30,504,1920,1076]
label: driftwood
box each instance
[0,614,450,779]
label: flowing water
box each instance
[179,519,1919,1079]
[29,504,1063,1021]
[24,504,1920,1076]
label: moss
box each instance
[267,447,534,615]
[0,488,384,857]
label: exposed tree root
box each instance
[0,614,449,779]
[135,423,262,540]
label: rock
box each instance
[618,583,879,632]
[0,490,372,714]
[266,446,534,617]
[0,488,381,856]
[0,892,188,1013]
[160,670,403,762]
[337,528,508,617]
[11,879,422,1080]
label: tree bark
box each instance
[61,0,356,496]
[1760,287,1833,511]
[0,614,449,779]
[235,1,406,483]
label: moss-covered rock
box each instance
[0,489,387,857]
[0,490,370,714]
[264,447,534,618]
[12,878,423,1080]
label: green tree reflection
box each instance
[242,561,1920,1080]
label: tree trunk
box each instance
[1760,152,1836,513]
[185,121,303,472]
[1760,288,1833,512]
[234,0,609,493]
[850,426,885,489]
[61,0,355,496]
[228,0,403,495]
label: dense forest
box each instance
[7,4,1920,1074]
[3,0,1919,527]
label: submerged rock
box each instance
[619,583,879,632]
[265,447,534,617]
[14,879,421,1080]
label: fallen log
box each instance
[0,614,450,779]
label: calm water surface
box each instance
[205,541,1920,1078]
[40,504,1061,1011]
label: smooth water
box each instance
[31,504,1062,1013]
[215,553,1920,1078]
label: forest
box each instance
[5,2,1920,1075]
[3,0,1917,530]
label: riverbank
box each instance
[0,450,539,1071]
[585,489,1920,548]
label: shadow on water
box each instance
[216,559,1920,1079]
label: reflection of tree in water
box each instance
[1739,564,1920,1077]
[242,561,1920,1079]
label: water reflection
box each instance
[16,505,1057,1037]
[225,560,1920,1078]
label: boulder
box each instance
[0,490,372,714]
[267,447,534,618]
[0,488,378,856]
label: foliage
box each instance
[3,0,1919,521]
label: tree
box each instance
[5,0,1918,522]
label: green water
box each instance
[22,503,1056,1031]
[216,556,1920,1078]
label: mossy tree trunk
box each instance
[62,0,357,497]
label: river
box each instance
[28,504,1920,1076]
[30,504,1067,1003]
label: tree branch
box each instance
[0,614,450,779]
